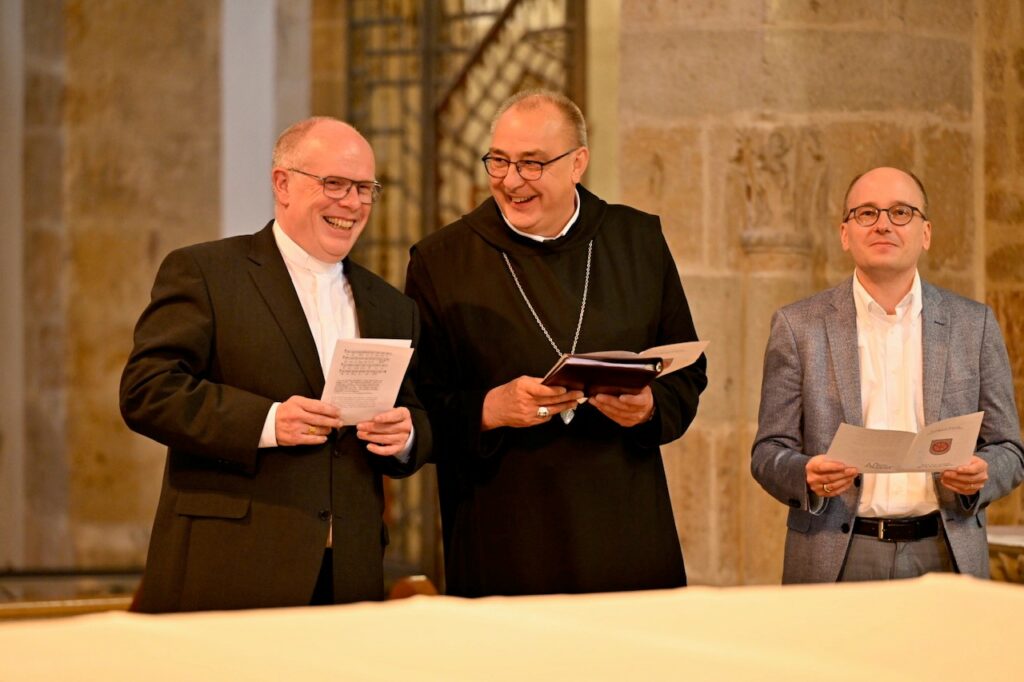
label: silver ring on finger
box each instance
[536,406,550,419]
[822,482,832,494]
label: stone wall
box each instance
[984,0,1024,526]
[311,0,347,118]
[619,0,1021,585]
[23,0,73,567]
[19,0,222,567]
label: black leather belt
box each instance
[852,514,940,542]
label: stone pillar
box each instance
[620,1,980,585]
[62,0,221,565]
[276,0,312,135]
[982,0,1024,525]
[22,0,72,567]
[311,0,347,118]
[222,0,276,237]
[1,0,27,569]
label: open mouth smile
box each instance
[323,216,356,230]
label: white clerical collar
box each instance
[273,220,343,276]
[852,269,922,321]
[500,189,581,242]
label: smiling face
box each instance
[840,166,931,286]
[487,100,589,237]
[272,120,375,263]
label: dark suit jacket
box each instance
[121,222,431,612]
[751,277,1024,583]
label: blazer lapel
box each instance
[824,278,863,426]
[345,260,385,339]
[247,223,325,396]
[921,281,948,425]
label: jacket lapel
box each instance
[345,260,384,339]
[920,281,948,425]
[825,278,863,426]
[247,222,325,396]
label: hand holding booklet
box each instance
[825,412,983,473]
[541,340,708,396]
[320,339,413,423]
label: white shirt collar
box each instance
[272,220,342,276]
[500,189,581,242]
[852,269,922,322]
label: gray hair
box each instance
[491,89,588,148]
[272,116,347,168]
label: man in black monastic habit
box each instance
[406,90,707,597]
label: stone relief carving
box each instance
[730,126,827,259]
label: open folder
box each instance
[541,340,708,396]
[825,412,983,473]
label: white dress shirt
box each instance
[852,270,939,518]
[258,222,414,461]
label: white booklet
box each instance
[825,412,983,473]
[321,338,413,423]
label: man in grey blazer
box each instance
[752,166,1023,583]
[121,117,431,611]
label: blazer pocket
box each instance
[786,509,812,533]
[942,374,978,397]
[174,490,251,520]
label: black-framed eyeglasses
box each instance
[480,147,579,180]
[288,168,382,204]
[844,203,927,227]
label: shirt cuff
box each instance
[258,402,280,448]
[393,424,415,464]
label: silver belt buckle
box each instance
[877,519,886,541]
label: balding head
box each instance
[843,166,928,217]
[272,117,374,173]
[271,117,376,263]
[492,89,588,149]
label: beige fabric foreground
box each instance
[0,574,1019,680]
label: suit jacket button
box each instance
[318,509,330,521]
[841,523,850,533]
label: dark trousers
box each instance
[310,548,334,605]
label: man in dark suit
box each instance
[121,117,430,612]
[752,166,1023,583]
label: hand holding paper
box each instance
[321,339,413,423]
[356,406,413,457]
[825,412,984,473]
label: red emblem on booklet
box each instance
[929,438,953,455]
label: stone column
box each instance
[22,0,72,567]
[982,0,1024,525]
[1,0,27,569]
[62,0,221,565]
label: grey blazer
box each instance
[751,276,1024,583]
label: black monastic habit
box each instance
[406,185,707,597]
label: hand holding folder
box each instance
[541,340,708,396]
